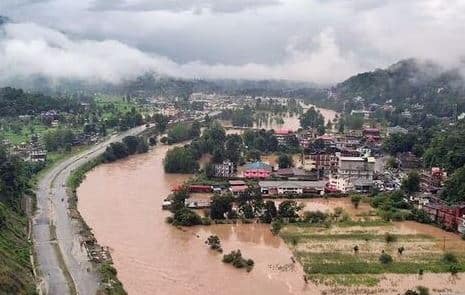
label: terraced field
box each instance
[280,221,465,290]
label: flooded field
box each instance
[78,144,315,295]
[281,220,465,294]
[224,104,338,134]
[274,197,374,219]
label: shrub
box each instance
[379,253,393,264]
[442,252,458,264]
[172,208,202,226]
[302,211,328,224]
[351,195,362,209]
[201,217,212,225]
[223,250,254,272]
[416,286,430,295]
[449,264,460,275]
[384,232,397,243]
[271,220,283,235]
[206,235,222,252]
[398,246,405,255]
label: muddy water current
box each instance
[78,144,314,295]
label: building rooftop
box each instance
[259,180,327,189]
[339,156,375,163]
[244,161,272,171]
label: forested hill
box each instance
[0,147,36,293]
[333,59,465,116]
[0,87,79,116]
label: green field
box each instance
[280,222,465,287]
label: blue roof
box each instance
[244,161,272,171]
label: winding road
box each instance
[32,126,146,295]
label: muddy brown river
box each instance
[78,144,317,295]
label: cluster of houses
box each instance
[208,126,382,195]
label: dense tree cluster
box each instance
[441,166,465,204]
[300,107,325,133]
[278,154,294,168]
[166,121,201,144]
[243,129,278,153]
[0,147,30,207]
[42,128,75,151]
[423,121,465,173]
[163,146,199,173]
[102,136,148,162]
[0,87,79,116]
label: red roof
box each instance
[275,129,292,135]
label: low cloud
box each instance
[1,0,465,86]
[89,0,281,13]
[0,23,365,85]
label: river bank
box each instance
[32,126,146,295]
[78,143,317,295]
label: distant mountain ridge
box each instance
[332,59,465,115]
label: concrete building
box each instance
[259,180,327,196]
[274,129,295,146]
[338,156,375,181]
[213,160,235,177]
[336,156,375,192]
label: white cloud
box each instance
[1,0,465,85]
[0,23,365,84]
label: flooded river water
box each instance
[78,144,315,295]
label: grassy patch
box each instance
[0,203,36,294]
[310,274,380,287]
[98,263,127,295]
[281,222,465,286]
[281,232,435,242]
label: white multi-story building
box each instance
[336,156,375,192]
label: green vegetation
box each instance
[243,129,279,153]
[384,133,419,156]
[441,166,465,204]
[404,286,430,295]
[379,252,393,264]
[300,106,325,133]
[206,235,222,252]
[171,208,202,226]
[0,147,36,294]
[281,221,465,286]
[350,195,362,209]
[98,262,127,295]
[424,120,465,173]
[342,114,364,130]
[163,147,199,173]
[0,87,77,116]
[102,136,148,163]
[210,194,235,220]
[278,153,293,168]
[166,122,201,144]
[401,171,421,194]
[42,128,75,151]
[222,250,254,272]
[0,203,36,294]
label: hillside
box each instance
[0,203,36,294]
[333,59,465,116]
[0,147,36,294]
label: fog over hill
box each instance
[1,1,465,87]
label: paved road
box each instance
[33,126,146,295]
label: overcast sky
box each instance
[1,0,465,85]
